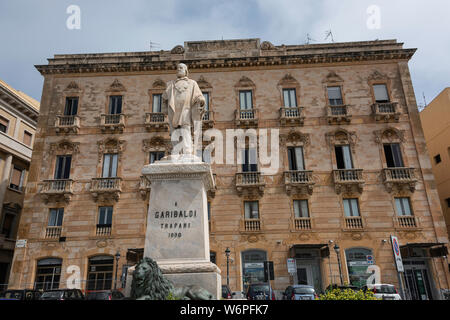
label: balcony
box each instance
[145,112,168,132]
[292,217,312,231]
[96,224,112,237]
[343,216,364,230]
[279,107,305,126]
[382,167,417,192]
[101,114,125,133]
[235,172,265,196]
[40,179,74,203]
[55,115,80,134]
[139,176,151,199]
[394,216,419,230]
[327,105,351,124]
[372,102,401,122]
[202,111,215,129]
[235,109,258,128]
[333,169,364,194]
[45,226,62,239]
[240,218,262,233]
[284,170,314,195]
[90,177,122,201]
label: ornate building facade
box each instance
[8,39,450,299]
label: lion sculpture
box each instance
[130,257,214,300]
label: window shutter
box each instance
[373,84,389,102]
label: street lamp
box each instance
[225,247,231,287]
[334,244,344,285]
[114,251,121,290]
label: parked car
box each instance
[283,285,318,300]
[221,285,232,299]
[245,283,276,300]
[231,291,246,300]
[361,284,401,300]
[86,290,125,300]
[0,289,42,300]
[39,289,85,300]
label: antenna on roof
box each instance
[325,29,335,42]
[422,92,427,107]
[149,41,161,51]
[305,33,316,45]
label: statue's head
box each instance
[133,257,153,285]
[177,63,188,78]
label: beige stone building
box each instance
[420,88,450,239]
[7,39,450,299]
[0,79,39,290]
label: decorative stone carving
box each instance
[64,81,81,92]
[260,41,276,50]
[152,78,167,89]
[374,127,405,143]
[326,128,357,147]
[170,45,185,54]
[108,79,126,92]
[368,70,389,81]
[97,137,126,162]
[197,76,212,89]
[278,73,299,86]
[281,130,310,147]
[142,136,171,153]
[49,139,80,155]
[235,76,255,88]
[323,71,344,83]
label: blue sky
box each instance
[0,0,449,105]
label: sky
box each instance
[0,0,449,105]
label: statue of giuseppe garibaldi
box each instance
[162,63,205,157]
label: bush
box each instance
[319,288,379,300]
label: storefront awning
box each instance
[400,242,448,258]
[289,244,330,258]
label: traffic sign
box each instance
[390,235,404,272]
[287,258,297,274]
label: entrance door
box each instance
[296,265,313,286]
[405,268,433,300]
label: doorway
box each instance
[404,262,434,300]
[296,264,313,286]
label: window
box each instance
[446,198,450,208]
[23,131,32,146]
[102,153,118,178]
[335,145,353,169]
[373,84,390,103]
[0,116,9,133]
[384,144,404,168]
[395,198,413,216]
[207,202,211,221]
[244,201,259,219]
[239,90,253,110]
[242,148,257,172]
[152,94,162,113]
[293,200,309,218]
[210,251,216,264]
[203,92,210,111]
[283,88,297,107]
[98,206,113,227]
[327,86,343,106]
[287,147,305,171]
[35,258,62,290]
[54,155,71,179]
[87,256,114,291]
[1,212,15,238]
[64,97,78,115]
[108,96,122,114]
[434,154,441,164]
[345,248,373,288]
[48,208,64,226]
[242,249,267,289]
[9,166,25,191]
[343,199,360,217]
[196,148,212,164]
[149,151,165,164]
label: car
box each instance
[231,291,246,300]
[0,289,42,300]
[245,283,276,300]
[86,290,125,300]
[39,289,85,300]
[221,285,232,299]
[361,284,401,300]
[283,285,318,300]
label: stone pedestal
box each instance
[141,155,221,299]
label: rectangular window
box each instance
[48,208,64,227]
[434,154,441,164]
[23,131,32,146]
[10,166,25,191]
[384,144,404,168]
[293,200,309,218]
[244,201,259,219]
[0,116,9,134]
[283,88,297,107]
[149,151,165,164]
[395,198,413,216]
[373,84,389,103]
[1,213,15,238]
[327,86,343,106]
[335,145,353,169]
[287,147,305,171]
[207,202,211,221]
[54,155,72,179]
[152,94,162,113]
[98,207,113,226]
[343,199,360,217]
[108,96,122,114]
[64,97,79,116]
[242,148,257,172]
[203,92,210,111]
[239,90,253,110]
[102,154,118,178]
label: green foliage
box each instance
[319,288,379,300]
[166,291,180,300]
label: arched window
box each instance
[345,247,374,287]
[87,255,114,291]
[35,258,62,290]
[241,249,267,290]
